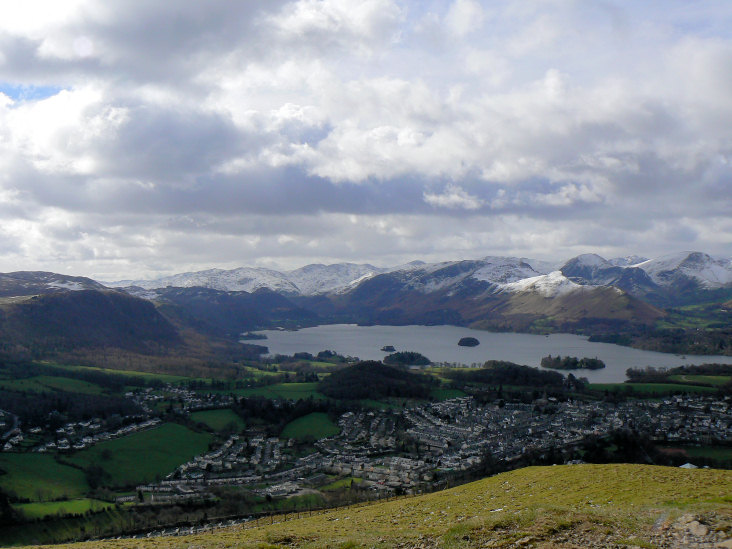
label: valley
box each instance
[1,349,730,545]
[0,251,731,546]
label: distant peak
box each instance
[568,253,608,266]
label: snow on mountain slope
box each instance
[635,252,732,288]
[609,255,648,267]
[112,267,300,295]
[285,263,385,295]
[0,272,106,297]
[105,251,732,300]
[569,253,608,267]
[499,271,586,298]
[111,256,558,298]
[399,261,478,293]
[471,257,544,284]
[383,257,547,294]
[110,263,387,296]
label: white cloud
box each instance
[0,1,731,277]
[445,0,485,38]
[424,184,484,210]
[267,0,403,54]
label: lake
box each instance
[251,324,732,383]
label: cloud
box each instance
[445,0,485,38]
[0,1,732,277]
[424,184,484,210]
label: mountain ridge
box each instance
[0,251,729,359]
[105,251,732,303]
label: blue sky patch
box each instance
[0,83,65,102]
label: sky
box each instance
[0,0,731,280]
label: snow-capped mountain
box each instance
[0,271,106,297]
[107,251,731,308]
[556,251,732,306]
[560,254,620,285]
[473,257,548,284]
[111,267,300,295]
[110,263,387,296]
[499,271,585,298]
[284,263,385,295]
[340,256,551,299]
[635,252,732,289]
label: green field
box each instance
[241,365,281,377]
[46,362,202,384]
[191,408,246,432]
[0,454,89,501]
[280,412,340,441]
[66,423,213,487]
[667,374,732,386]
[3,505,132,546]
[588,382,718,395]
[0,375,105,395]
[13,498,114,520]
[682,445,732,461]
[320,476,363,492]
[231,382,325,401]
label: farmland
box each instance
[13,499,114,520]
[0,375,106,395]
[0,454,89,501]
[668,374,732,386]
[190,409,246,432]
[280,412,340,441]
[64,423,212,488]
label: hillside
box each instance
[0,290,181,353]
[0,272,106,298]
[143,286,317,337]
[318,360,435,400]
[25,464,732,548]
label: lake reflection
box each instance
[251,324,732,383]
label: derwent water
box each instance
[251,324,732,383]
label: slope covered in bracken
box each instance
[26,464,732,549]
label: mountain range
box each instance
[1,251,731,363]
[108,251,732,301]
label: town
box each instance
[7,388,727,502]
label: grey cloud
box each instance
[0,2,290,88]
[1,1,732,278]
[94,105,246,181]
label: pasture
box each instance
[232,382,325,401]
[66,423,212,488]
[667,374,731,386]
[280,412,340,441]
[0,453,89,501]
[13,498,114,520]
[190,408,246,432]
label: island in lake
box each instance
[541,355,606,370]
[241,331,267,340]
[458,336,480,347]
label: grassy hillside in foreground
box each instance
[22,464,732,548]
